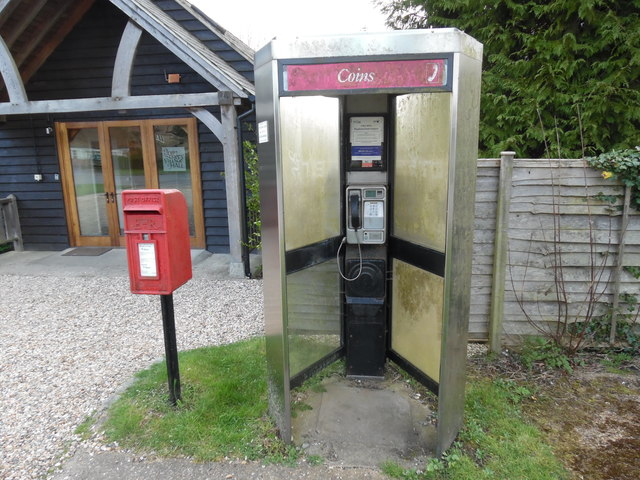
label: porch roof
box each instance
[0,0,255,115]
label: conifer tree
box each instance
[381,0,640,157]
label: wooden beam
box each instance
[220,102,245,276]
[109,0,250,98]
[19,0,95,85]
[13,2,67,67]
[1,194,23,251]
[488,151,515,353]
[0,0,20,25]
[609,185,632,344]
[0,35,26,103]
[112,20,143,97]
[188,107,223,142]
[0,91,236,115]
[4,0,47,48]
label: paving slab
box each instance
[0,248,260,279]
[50,448,389,480]
[293,376,436,468]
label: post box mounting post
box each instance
[161,293,181,405]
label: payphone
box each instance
[345,185,386,244]
[341,113,389,376]
[256,29,482,456]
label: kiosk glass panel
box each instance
[393,93,451,253]
[391,259,444,382]
[280,96,341,250]
[286,260,342,377]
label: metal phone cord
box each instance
[337,234,363,281]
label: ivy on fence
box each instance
[587,147,640,211]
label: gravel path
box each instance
[0,274,264,480]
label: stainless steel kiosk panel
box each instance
[393,93,450,252]
[280,96,343,378]
[280,96,341,250]
[255,29,482,455]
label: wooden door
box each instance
[57,118,205,248]
[57,122,120,246]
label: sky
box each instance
[190,0,390,50]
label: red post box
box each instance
[122,189,192,294]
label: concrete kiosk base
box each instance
[291,374,437,468]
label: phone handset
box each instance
[349,192,361,230]
[338,190,363,282]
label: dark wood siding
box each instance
[0,0,255,252]
[0,116,67,250]
[152,0,254,83]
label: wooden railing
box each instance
[0,194,23,251]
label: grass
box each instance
[103,337,291,462]
[382,376,568,480]
[601,351,635,374]
[102,338,569,477]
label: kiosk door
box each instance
[280,96,343,383]
[389,92,452,393]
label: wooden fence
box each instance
[0,194,23,251]
[472,154,639,346]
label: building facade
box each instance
[0,0,255,269]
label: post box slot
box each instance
[123,203,164,213]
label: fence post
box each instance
[488,151,515,352]
[4,195,24,251]
[609,185,631,344]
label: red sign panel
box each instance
[284,59,447,92]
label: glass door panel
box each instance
[108,126,146,236]
[68,128,109,237]
[153,124,195,235]
[286,260,342,377]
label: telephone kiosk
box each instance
[255,29,483,455]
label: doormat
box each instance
[62,247,112,257]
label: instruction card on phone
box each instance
[364,201,384,229]
[350,117,384,167]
